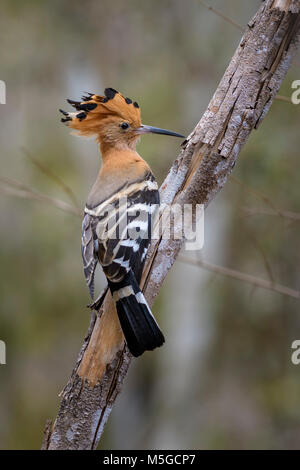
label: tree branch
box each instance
[42,0,300,450]
[198,0,296,102]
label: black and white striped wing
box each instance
[101,184,159,283]
[85,176,159,287]
[81,213,98,298]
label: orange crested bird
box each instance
[60,87,185,357]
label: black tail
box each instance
[109,271,165,357]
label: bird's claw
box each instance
[87,286,108,311]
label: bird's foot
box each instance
[87,286,108,311]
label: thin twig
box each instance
[179,256,300,300]
[232,177,300,227]
[229,175,284,217]
[242,223,275,283]
[242,206,300,221]
[198,0,245,32]
[274,94,293,103]
[231,177,300,222]
[21,147,80,210]
[0,177,81,217]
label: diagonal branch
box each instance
[198,0,296,102]
[42,0,300,450]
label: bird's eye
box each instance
[120,122,129,130]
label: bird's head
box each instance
[60,88,184,150]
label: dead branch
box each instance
[198,0,295,103]
[42,0,300,450]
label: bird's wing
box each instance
[85,175,159,286]
[81,213,99,298]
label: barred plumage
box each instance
[81,171,164,356]
[109,271,164,357]
[60,87,184,356]
[82,173,159,292]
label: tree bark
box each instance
[42,0,300,450]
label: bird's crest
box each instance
[59,88,141,137]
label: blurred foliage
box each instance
[0,0,300,450]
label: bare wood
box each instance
[21,147,80,211]
[43,0,300,450]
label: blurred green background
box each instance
[0,0,300,450]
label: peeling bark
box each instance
[42,0,300,450]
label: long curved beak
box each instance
[136,124,185,139]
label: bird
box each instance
[59,87,185,357]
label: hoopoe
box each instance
[59,88,184,357]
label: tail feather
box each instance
[109,272,165,357]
